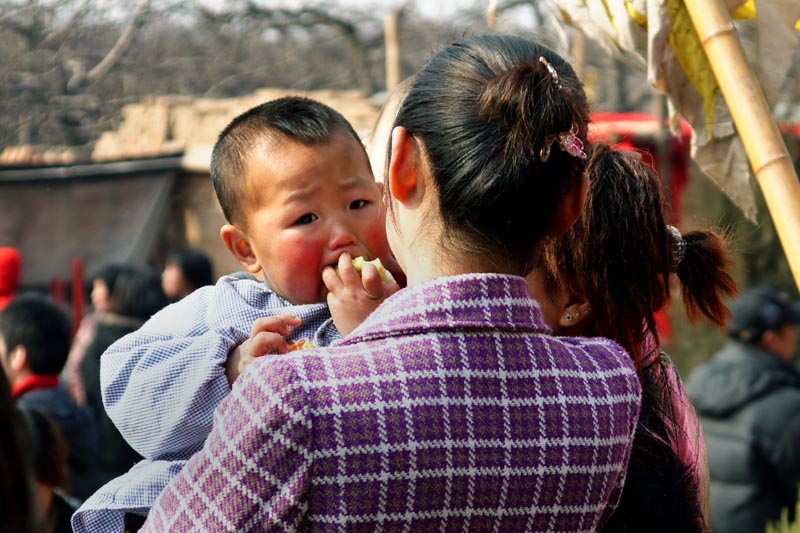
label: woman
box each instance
[529,143,737,532]
[79,264,168,486]
[142,35,641,532]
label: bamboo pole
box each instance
[385,10,401,92]
[684,0,800,290]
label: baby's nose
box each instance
[328,223,358,250]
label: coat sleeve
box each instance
[141,357,313,533]
[759,389,800,496]
[100,282,247,460]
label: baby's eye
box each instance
[350,199,369,210]
[295,213,318,225]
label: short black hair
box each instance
[0,295,71,376]
[91,263,127,295]
[166,248,214,290]
[106,265,168,321]
[211,96,365,226]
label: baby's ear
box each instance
[220,224,261,274]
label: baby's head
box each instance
[212,97,390,304]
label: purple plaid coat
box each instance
[143,274,640,532]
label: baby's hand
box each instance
[224,314,302,385]
[322,252,401,337]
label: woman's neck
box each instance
[400,235,522,286]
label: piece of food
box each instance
[287,338,315,351]
[341,256,396,284]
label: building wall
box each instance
[151,171,241,281]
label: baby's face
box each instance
[241,129,390,304]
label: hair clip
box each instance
[539,56,562,90]
[667,225,687,271]
[539,124,587,163]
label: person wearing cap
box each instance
[687,286,800,532]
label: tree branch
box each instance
[67,0,152,92]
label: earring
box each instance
[565,314,573,322]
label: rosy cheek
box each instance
[276,233,326,295]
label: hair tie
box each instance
[668,225,687,271]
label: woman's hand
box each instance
[323,252,401,336]
[224,314,302,385]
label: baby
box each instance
[72,96,399,531]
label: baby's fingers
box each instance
[249,331,290,358]
[360,263,384,300]
[251,314,301,337]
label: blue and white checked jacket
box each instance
[72,275,340,532]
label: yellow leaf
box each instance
[731,0,757,20]
[625,1,647,28]
[666,0,720,138]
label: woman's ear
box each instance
[548,171,589,237]
[388,126,418,205]
[220,224,261,274]
[558,300,592,328]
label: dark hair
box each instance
[542,143,737,366]
[18,408,69,490]
[211,96,365,226]
[392,35,590,273]
[92,263,127,296]
[600,388,706,533]
[0,295,72,375]
[0,370,35,533]
[166,248,214,290]
[106,265,168,321]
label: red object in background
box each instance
[50,277,66,305]
[71,259,85,338]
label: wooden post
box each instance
[684,0,800,290]
[385,9,401,92]
[487,0,499,28]
[572,31,586,81]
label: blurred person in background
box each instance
[63,263,127,406]
[0,294,97,500]
[0,360,35,533]
[79,264,168,486]
[161,248,214,302]
[19,408,80,533]
[687,286,800,532]
[0,246,22,311]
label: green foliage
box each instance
[766,500,800,533]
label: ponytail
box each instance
[674,229,738,327]
[542,143,738,366]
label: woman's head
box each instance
[534,144,737,365]
[388,35,590,276]
[94,264,168,320]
